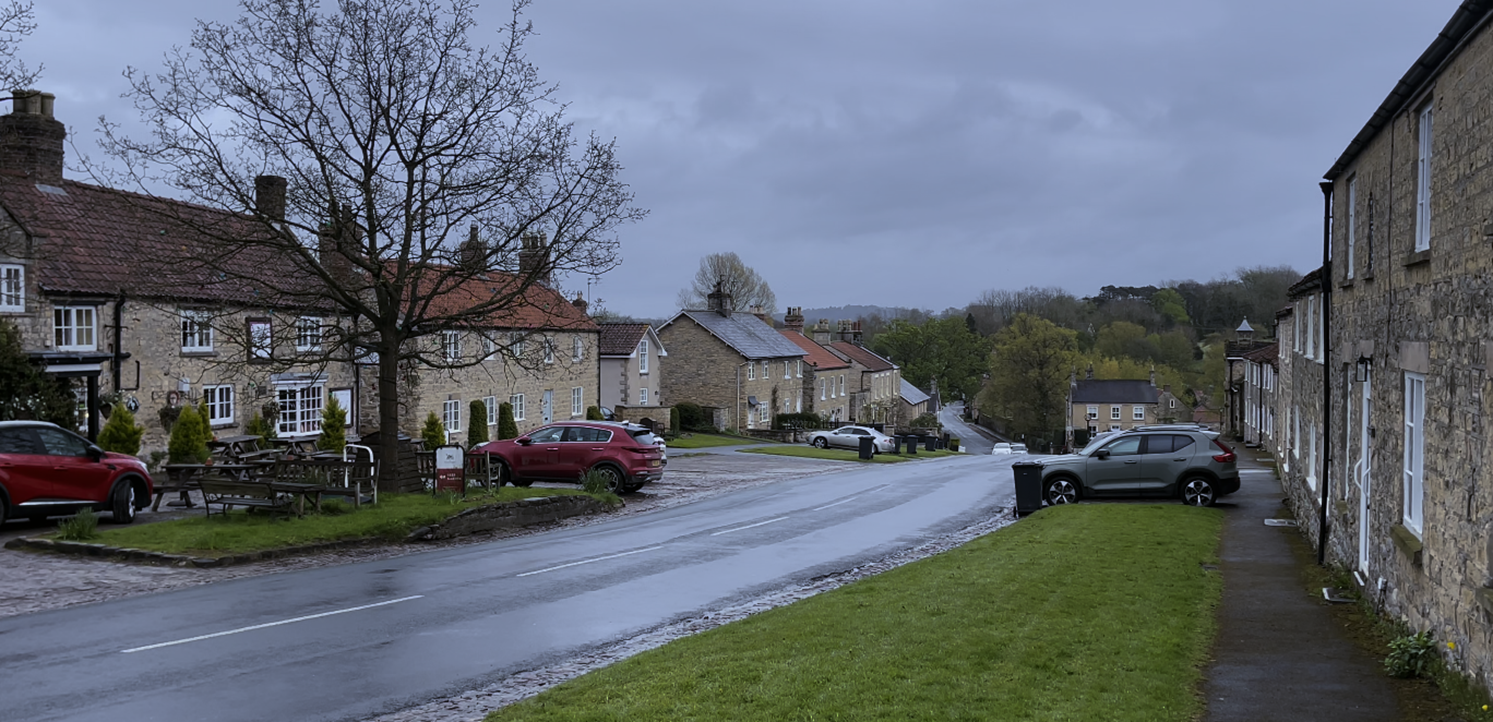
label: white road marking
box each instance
[121,595,425,654]
[711,517,789,536]
[516,546,665,577]
[814,484,891,510]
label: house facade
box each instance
[1238,342,1280,449]
[778,308,847,421]
[656,292,806,432]
[1068,377,1163,441]
[598,323,666,411]
[827,338,901,427]
[1299,0,1493,694]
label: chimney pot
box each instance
[255,175,287,222]
[1,89,66,184]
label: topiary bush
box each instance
[245,411,276,445]
[585,405,604,421]
[674,401,711,432]
[97,403,145,456]
[497,401,518,440]
[669,405,681,434]
[167,404,211,464]
[468,399,490,445]
[318,395,347,451]
[420,411,446,449]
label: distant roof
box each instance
[828,341,895,371]
[1072,379,1158,404]
[417,267,598,332]
[900,379,930,405]
[599,323,665,357]
[1236,318,1254,333]
[1242,342,1279,366]
[663,309,806,359]
[1287,266,1324,298]
[778,330,849,369]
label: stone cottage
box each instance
[777,308,848,422]
[598,322,667,411]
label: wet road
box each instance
[4,453,1019,722]
[939,401,997,455]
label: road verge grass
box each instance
[63,488,608,557]
[487,504,1223,722]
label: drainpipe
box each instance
[1319,180,1334,566]
[111,291,125,391]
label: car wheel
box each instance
[1043,477,1079,505]
[812,438,829,449]
[593,465,625,493]
[111,482,137,524]
[1181,477,1217,507]
[493,461,512,487]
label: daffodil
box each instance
[1447,641,1456,650]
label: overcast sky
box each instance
[29,0,1459,318]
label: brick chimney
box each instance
[749,305,770,325]
[707,280,732,317]
[850,320,863,346]
[571,292,588,315]
[318,201,358,284]
[457,224,485,271]
[0,90,66,184]
[812,319,832,345]
[836,319,852,342]
[255,175,287,222]
[784,307,804,332]
[518,231,550,287]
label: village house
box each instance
[598,321,667,415]
[1283,0,1493,693]
[777,308,849,422]
[826,335,901,427]
[897,379,930,423]
[1238,341,1280,450]
[1067,375,1168,443]
[656,289,805,432]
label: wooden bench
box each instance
[198,477,295,518]
[271,459,377,508]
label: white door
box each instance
[331,388,353,427]
[1357,370,1373,573]
[542,390,553,424]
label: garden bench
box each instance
[198,477,296,518]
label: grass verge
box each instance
[667,433,764,449]
[739,445,960,462]
[487,504,1224,722]
[67,487,609,557]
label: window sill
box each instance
[181,350,217,358]
[1360,270,1374,281]
[210,421,234,429]
[1389,523,1424,567]
[1339,278,1353,289]
[1403,249,1431,267]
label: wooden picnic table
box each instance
[153,462,263,510]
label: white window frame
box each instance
[1132,405,1145,421]
[573,336,584,362]
[483,333,497,360]
[1110,406,1121,421]
[1415,103,1433,252]
[839,374,845,397]
[820,379,826,401]
[510,393,526,421]
[1403,373,1425,534]
[203,384,234,426]
[1087,406,1098,420]
[442,330,462,363]
[784,360,791,379]
[638,339,649,373]
[543,338,555,365]
[571,386,583,417]
[296,316,322,352]
[1346,176,1356,280]
[179,310,213,353]
[248,319,272,360]
[0,263,22,312]
[443,399,461,436]
[640,387,649,405]
[510,331,526,358]
[1316,295,1325,363]
[1307,422,1318,492]
[796,360,802,378]
[484,395,497,426]
[748,362,755,381]
[276,383,324,437]
[54,306,97,352]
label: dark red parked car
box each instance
[0,420,154,525]
[470,421,665,493]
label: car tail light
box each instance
[1212,439,1236,464]
[627,446,658,454]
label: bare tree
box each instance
[93,0,644,484]
[676,252,777,314]
[0,1,40,89]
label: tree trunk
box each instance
[377,331,403,490]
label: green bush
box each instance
[318,395,347,451]
[579,468,610,494]
[1385,631,1439,679]
[97,403,144,456]
[167,404,211,464]
[669,406,681,434]
[497,401,519,440]
[909,412,940,429]
[674,401,712,432]
[420,411,446,449]
[585,405,604,421]
[468,399,490,445]
[774,412,823,430]
[0,319,77,427]
[244,412,276,445]
[56,507,99,541]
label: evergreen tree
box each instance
[497,402,518,440]
[167,404,211,463]
[0,320,77,426]
[244,412,276,445]
[318,395,347,451]
[669,405,681,435]
[420,411,446,449]
[585,405,603,421]
[467,399,489,445]
[96,403,145,456]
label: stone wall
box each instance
[406,494,610,541]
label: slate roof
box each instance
[599,323,661,356]
[1242,342,1279,367]
[778,330,849,370]
[829,341,895,372]
[665,309,805,359]
[1072,379,1159,405]
[900,379,930,405]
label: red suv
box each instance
[470,421,665,493]
[0,421,154,525]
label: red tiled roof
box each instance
[599,323,650,356]
[779,330,849,370]
[1242,342,1279,366]
[829,341,894,371]
[415,267,597,332]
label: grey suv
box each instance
[1039,428,1239,507]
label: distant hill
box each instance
[798,305,922,323]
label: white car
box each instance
[806,426,896,454]
[1010,443,1028,454]
[991,443,1014,455]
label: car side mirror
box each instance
[87,444,105,461]
[516,436,532,446]
[1095,449,1110,460]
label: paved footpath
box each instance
[1202,448,1398,721]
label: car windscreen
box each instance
[626,428,661,445]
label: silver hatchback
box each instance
[1037,429,1239,507]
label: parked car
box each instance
[0,421,154,525]
[806,425,896,454]
[595,420,667,465]
[469,420,665,493]
[1037,428,1239,507]
[1009,443,1028,454]
[991,442,1013,455]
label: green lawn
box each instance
[488,504,1223,722]
[68,488,610,557]
[739,445,960,462]
[667,433,764,449]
